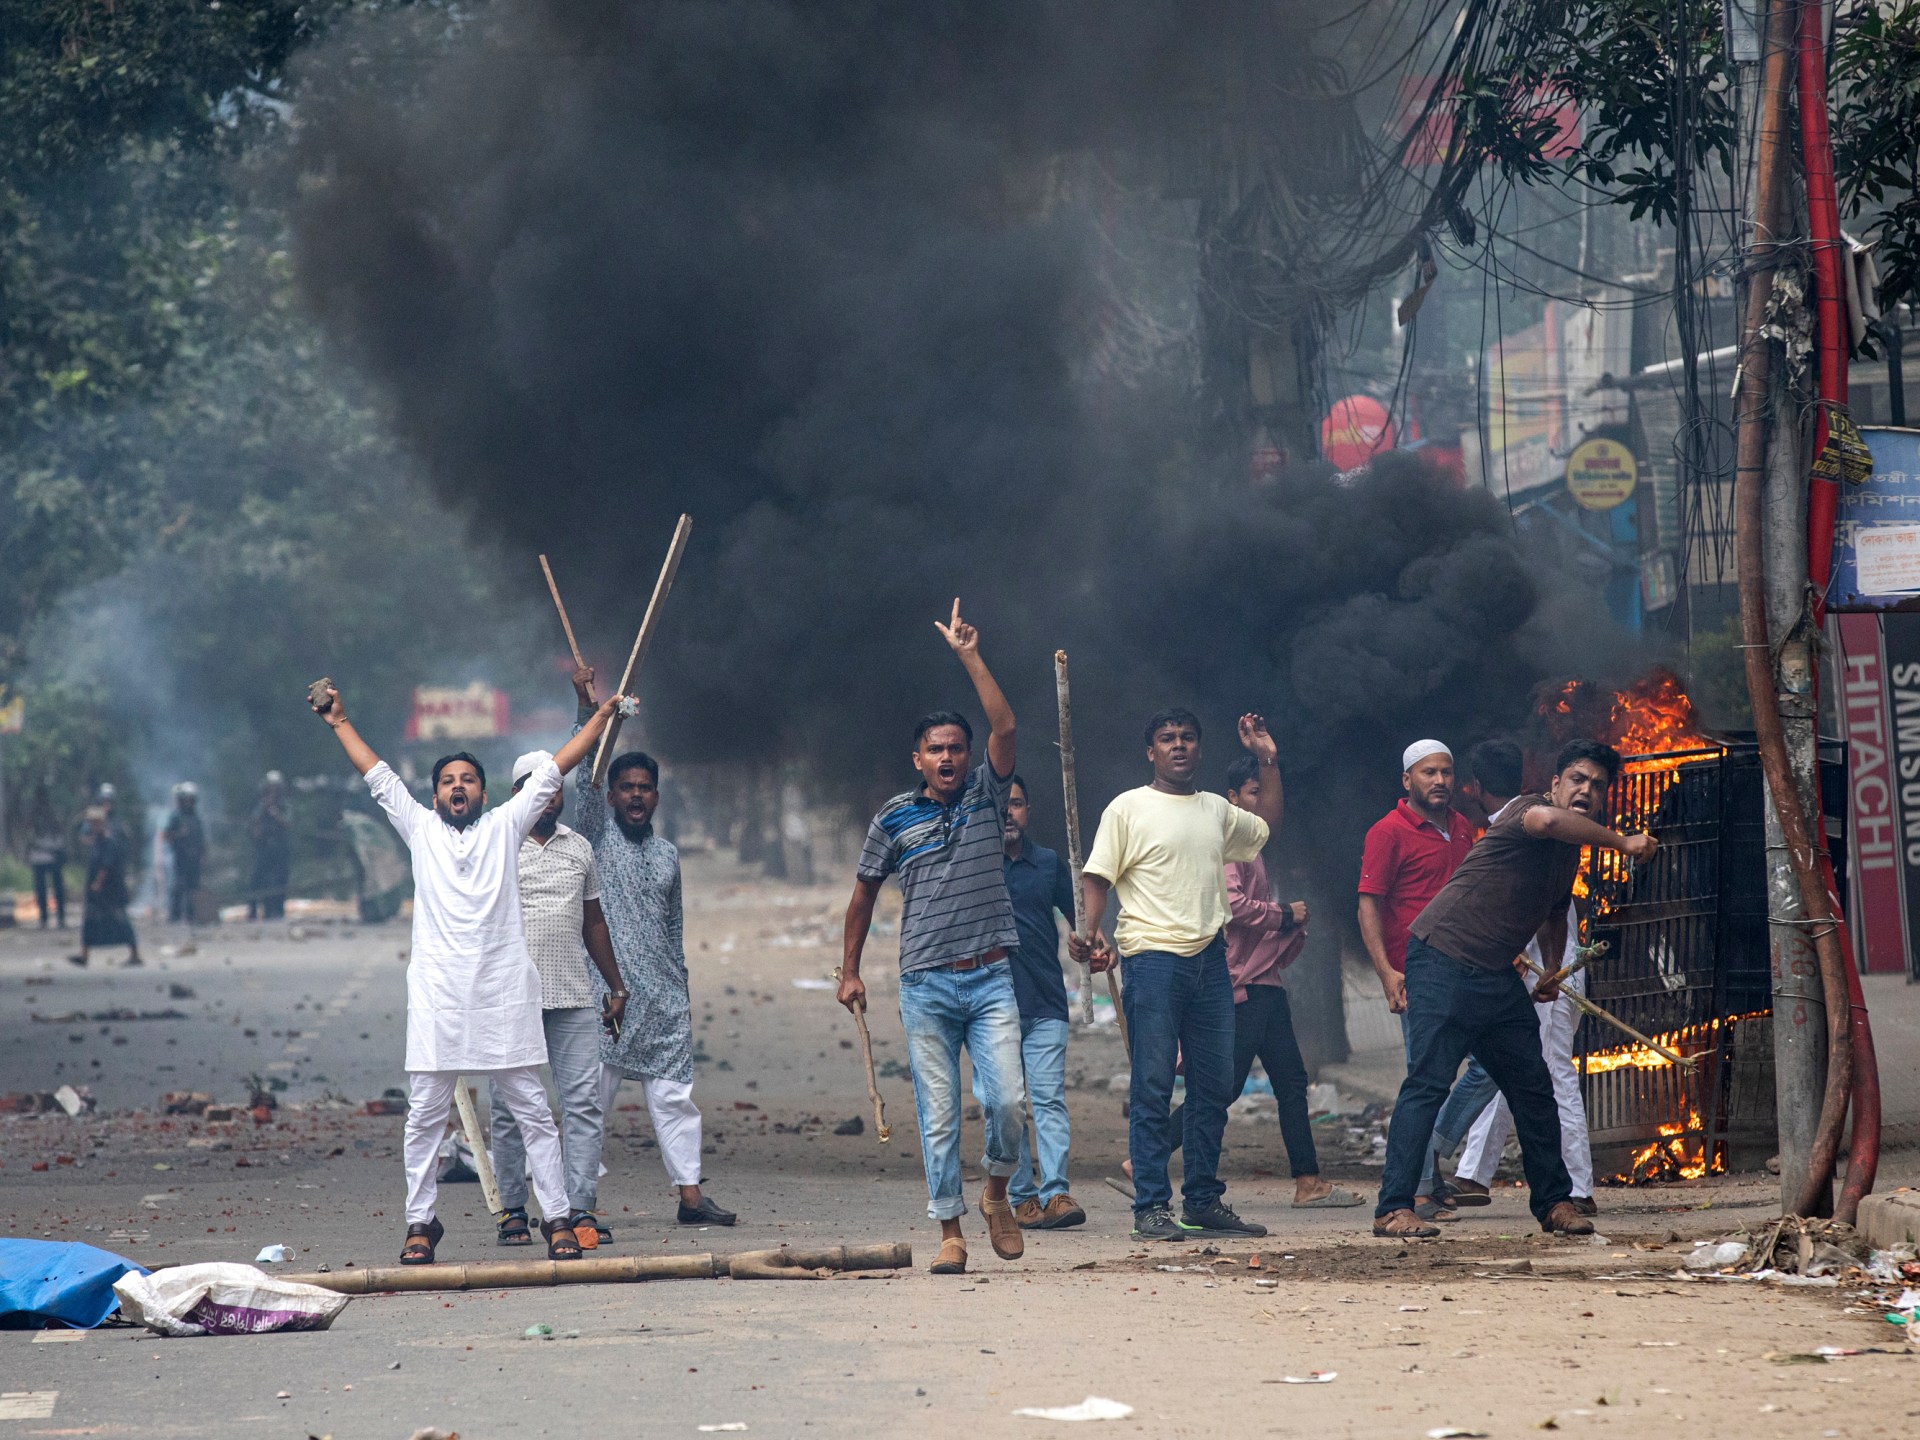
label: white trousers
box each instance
[599,1067,703,1188]
[405,1069,568,1225]
[1458,965,1594,1196]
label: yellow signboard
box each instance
[1566,436,1638,510]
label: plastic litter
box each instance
[1427,1430,1490,1439]
[524,1323,554,1340]
[0,1240,147,1329]
[1012,1397,1135,1422]
[253,1245,292,1264]
[1281,1371,1337,1384]
[697,1427,749,1434]
[112,1263,350,1337]
[1685,1240,1752,1271]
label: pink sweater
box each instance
[1224,855,1306,1003]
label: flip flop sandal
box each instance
[541,1218,582,1261]
[496,1207,533,1246]
[400,1217,444,1265]
[1291,1187,1366,1208]
[1414,1198,1459,1223]
[1446,1181,1494,1207]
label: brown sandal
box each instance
[400,1217,444,1265]
[1372,1207,1441,1240]
[541,1217,582,1260]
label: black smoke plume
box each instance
[291,0,1603,903]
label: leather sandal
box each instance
[929,1237,968,1274]
[541,1217,583,1260]
[1414,1197,1458,1223]
[400,1217,444,1265]
[1372,1207,1441,1239]
[569,1211,601,1251]
[496,1207,532,1246]
[978,1190,1025,1260]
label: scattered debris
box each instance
[113,1263,350,1337]
[161,1093,214,1117]
[524,1324,554,1340]
[1281,1371,1337,1384]
[1011,1397,1134,1422]
[696,1427,749,1434]
[253,1245,292,1264]
[53,1086,93,1117]
[833,1116,865,1136]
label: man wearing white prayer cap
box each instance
[487,748,631,1251]
[1357,736,1472,1220]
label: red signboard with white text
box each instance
[1832,615,1912,974]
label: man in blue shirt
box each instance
[985,775,1085,1230]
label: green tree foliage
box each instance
[1832,1,1920,316]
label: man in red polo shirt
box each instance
[1357,739,1472,1217]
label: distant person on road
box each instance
[72,806,140,968]
[163,782,205,924]
[1356,739,1473,1220]
[840,601,1027,1276]
[312,676,627,1266]
[988,774,1084,1232]
[248,771,291,920]
[27,813,67,929]
[1373,739,1648,1241]
[491,748,630,1252]
[1070,707,1284,1244]
[1149,756,1360,1211]
[570,665,736,1231]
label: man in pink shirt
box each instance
[1162,756,1362,1208]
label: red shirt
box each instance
[1358,800,1472,974]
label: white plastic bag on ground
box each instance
[1012,1397,1134,1422]
[112,1262,349,1337]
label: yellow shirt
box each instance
[1083,787,1269,957]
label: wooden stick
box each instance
[841,975,891,1143]
[1532,940,1604,998]
[277,1243,912,1295]
[452,1081,504,1217]
[590,514,693,785]
[1523,956,1697,1067]
[1055,651,1129,1054]
[1054,651,1096,1029]
[538,554,594,702]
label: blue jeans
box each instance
[976,1015,1071,1206]
[491,1006,605,1214]
[1378,939,1571,1224]
[1123,935,1236,1215]
[899,961,1027,1221]
[1431,1058,1500,1172]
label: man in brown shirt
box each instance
[1372,740,1657,1240]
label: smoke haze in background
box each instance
[290,0,1640,899]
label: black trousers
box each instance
[32,863,65,926]
[1168,984,1319,1178]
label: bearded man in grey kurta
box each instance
[572,679,735,1225]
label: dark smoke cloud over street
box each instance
[290,0,1618,888]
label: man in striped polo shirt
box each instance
[839,600,1025,1276]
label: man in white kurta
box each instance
[312,678,626,1261]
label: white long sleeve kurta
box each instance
[366,759,562,1072]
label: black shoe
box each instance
[1180,1199,1268,1238]
[1570,1195,1599,1217]
[678,1194,736,1226]
[1132,1205,1185,1241]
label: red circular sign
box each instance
[1321,395,1395,470]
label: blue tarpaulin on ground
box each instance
[0,1239,148,1328]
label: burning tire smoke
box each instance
[289,0,1624,892]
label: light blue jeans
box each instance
[898,960,1027,1221]
[973,1015,1071,1207]
[492,1006,604,1215]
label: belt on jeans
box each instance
[939,948,1007,972]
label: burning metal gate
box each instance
[1577,743,1778,1181]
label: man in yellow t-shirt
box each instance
[1070,707,1284,1241]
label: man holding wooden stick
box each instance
[1373,738,1651,1241]
[310,678,629,1265]
[839,601,1026,1276]
[569,666,736,1228]
[1070,708,1283,1242]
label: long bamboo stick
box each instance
[1054,651,1128,1053]
[452,1082,504,1216]
[836,968,891,1143]
[538,554,595,704]
[279,1243,912,1294]
[590,514,693,785]
[1523,956,1697,1068]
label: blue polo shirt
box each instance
[1004,839,1076,1024]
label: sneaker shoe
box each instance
[1012,1199,1046,1229]
[677,1194,737,1226]
[1180,1199,1268,1238]
[1132,1205,1185,1241]
[1039,1194,1087,1229]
